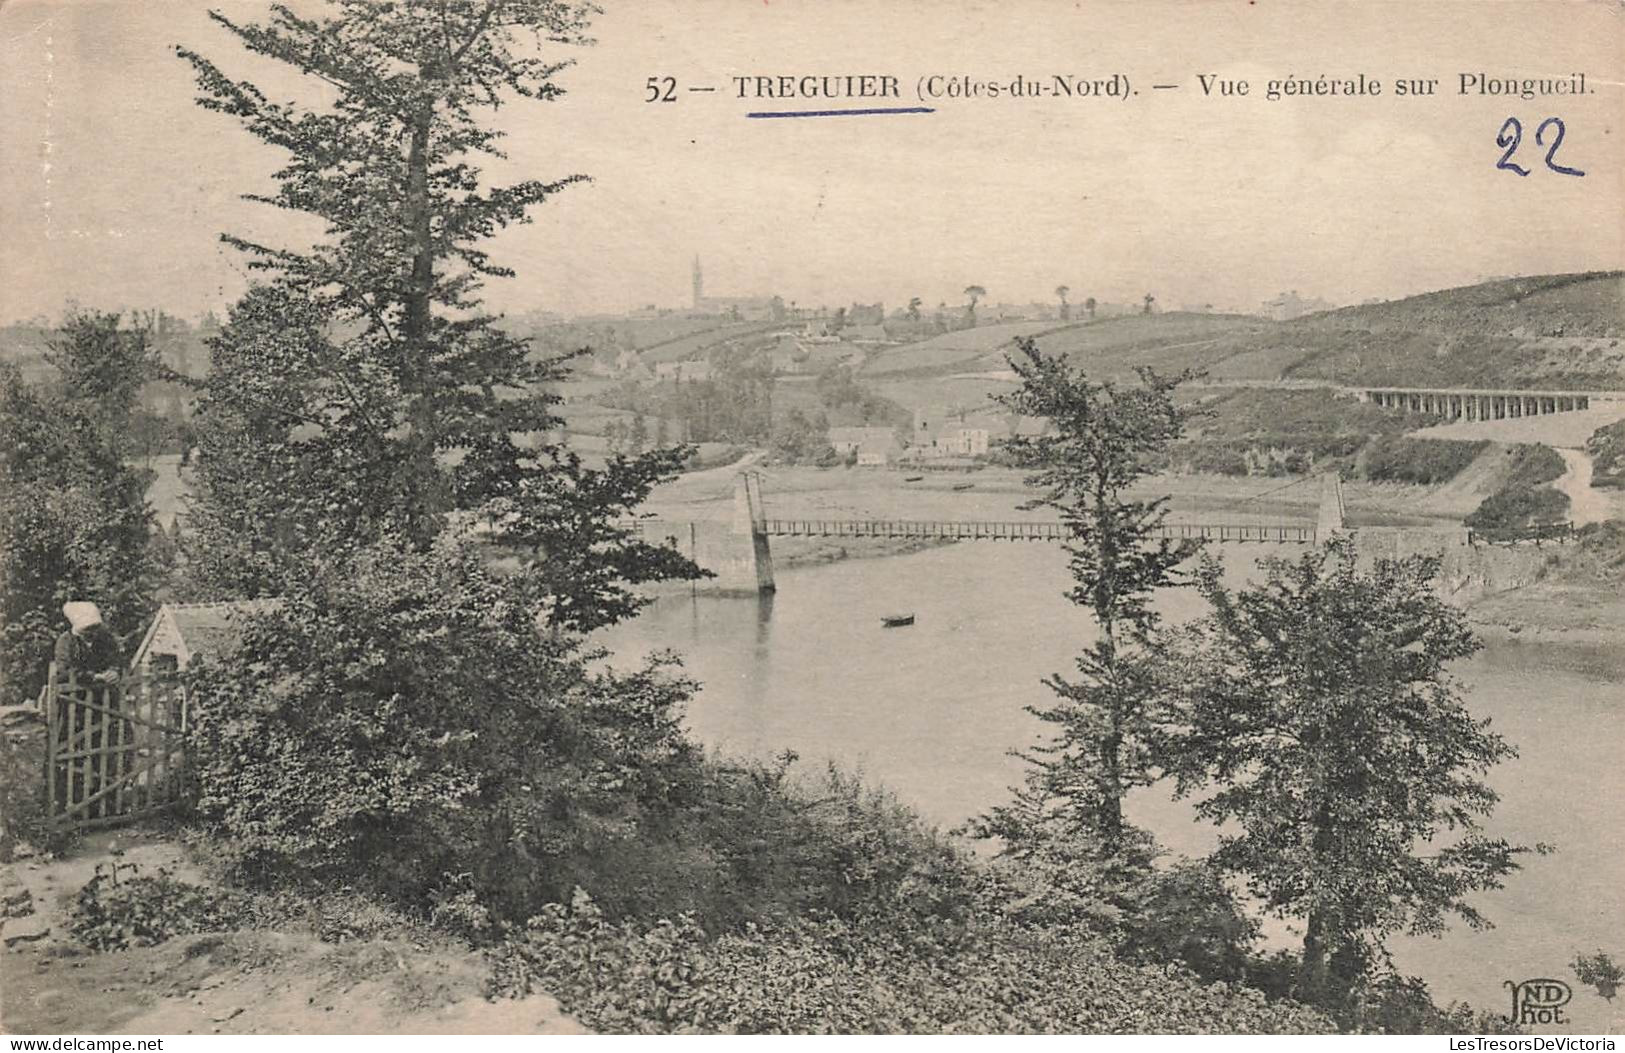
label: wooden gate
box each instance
[43,664,187,830]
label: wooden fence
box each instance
[42,664,187,831]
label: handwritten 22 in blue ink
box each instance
[1497,117,1585,177]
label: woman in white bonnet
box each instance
[54,601,122,683]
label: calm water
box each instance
[604,544,1625,1031]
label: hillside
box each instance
[860,320,1075,376]
[860,273,1625,411]
[1299,271,1624,339]
[1275,271,1625,390]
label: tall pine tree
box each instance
[178,1,700,630]
[971,336,1197,854]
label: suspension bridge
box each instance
[635,472,1347,594]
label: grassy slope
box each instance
[857,273,1624,447]
[866,272,1623,388]
[1278,271,1625,389]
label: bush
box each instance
[1585,419,1625,489]
[70,862,242,951]
[1177,443,1250,476]
[1343,971,1522,1035]
[537,755,982,933]
[488,890,1333,1034]
[185,531,704,923]
[1499,443,1568,491]
[1465,487,1569,533]
[1572,950,1622,1001]
[1363,437,1488,485]
[1465,444,1571,533]
[974,828,1258,985]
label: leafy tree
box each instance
[906,296,922,322]
[44,311,162,436]
[186,530,703,917]
[971,336,1197,854]
[1084,296,1097,320]
[1055,285,1070,321]
[177,0,702,624]
[963,285,986,326]
[771,408,832,464]
[0,313,159,694]
[1164,538,1531,1018]
[1142,293,1156,315]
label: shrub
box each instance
[1178,443,1250,476]
[1572,950,1622,1001]
[973,828,1258,985]
[184,530,704,923]
[488,890,1333,1034]
[1465,487,1569,533]
[1344,971,1522,1035]
[1363,437,1488,485]
[69,862,242,951]
[542,755,983,932]
[1465,444,1571,533]
[1585,420,1625,489]
[1499,443,1568,491]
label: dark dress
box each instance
[53,626,122,682]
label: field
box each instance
[859,320,1074,375]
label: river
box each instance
[603,542,1624,1032]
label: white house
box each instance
[829,426,898,456]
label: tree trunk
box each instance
[401,106,447,536]
[1299,908,1333,1005]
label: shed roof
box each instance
[132,599,279,670]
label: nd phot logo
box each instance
[1505,977,1573,1026]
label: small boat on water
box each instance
[903,475,924,482]
[880,613,916,628]
[951,482,975,491]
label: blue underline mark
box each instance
[746,106,936,119]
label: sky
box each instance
[1,0,1622,322]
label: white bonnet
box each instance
[62,601,103,633]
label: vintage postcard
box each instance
[1,0,1622,1040]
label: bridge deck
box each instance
[758,519,1317,543]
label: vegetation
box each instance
[1465,444,1570,535]
[1585,419,1625,489]
[1164,539,1532,1024]
[155,11,1343,1036]
[963,284,986,325]
[973,336,1197,851]
[490,890,1332,1034]
[184,534,703,920]
[71,862,242,952]
[1571,951,1622,1001]
[176,0,701,623]
[1361,437,1489,486]
[50,0,1554,1035]
[1541,521,1625,588]
[1161,389,1447,481]
[601,348,777,446]
[0,312,161,696]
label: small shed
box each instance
[130,600,279,674]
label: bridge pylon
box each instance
[1316,472,1346,539]
[725,471,775,594]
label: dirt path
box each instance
[1554,447,1612,527]
[0,830,583,1036]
